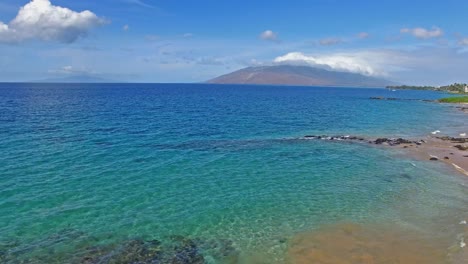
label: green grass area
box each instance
[438,96,468,103]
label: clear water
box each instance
[0,83,467,263]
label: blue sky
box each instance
[1,0,468,85]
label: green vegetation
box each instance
[388,83,468,94]
[438,96,468,103]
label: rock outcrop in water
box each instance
[454,145,468,151]
[303,135,425,146]
[436,136,468,143]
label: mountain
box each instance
[207,65,395,88]
[32,75,115,83]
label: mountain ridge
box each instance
[207,65,396,88]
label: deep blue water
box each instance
[0,83,467,263]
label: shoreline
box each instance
[295,102,468,263]
[395,136,468,177]
[302,133,468,177]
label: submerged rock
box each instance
[79,236,240,264]
[81,239,162,264]
[1,233,240,264]
[172,244,204,263]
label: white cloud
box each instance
[183,33,194,38]
[400,26,443,39]
[357,32,369,39]
[458,38,468,46]
[0,0,106,44]
[123,25,130,32]
[259,30,278,41]
[319,38,343,46]
[273,47,468,85]
[274,51,391,76]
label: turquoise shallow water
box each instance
[0,84,467,263]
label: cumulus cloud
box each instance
[0,0,106,44]
[274,52,389,76]
[123,25,130,32]
[400,26,443,39]
[273,47,468,85]
[259,30,278,41]
[319,37,343,46]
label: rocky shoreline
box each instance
[302,134,468,176]
[302,134,426,147]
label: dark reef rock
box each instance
[374,138,388,144]
[1,232,239,264]
[430,157,439,161]
[78,236,239,264]
[374,138,414,146]
[172,242,204,264]
[454,145,468,151]
[81,239,163,264]
[437,136,468,143]
[303,135,424,147]
[303,135,365,141]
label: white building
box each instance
[465,85,468,93]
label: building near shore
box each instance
[464,85,468,93]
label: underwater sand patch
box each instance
[287,223,450,264]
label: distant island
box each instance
[31,75,116,83]
[207,65,396,88]
[388,83,468,94]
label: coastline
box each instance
[293,101,468,263]
[389,102,468,177]
[395,136,468,177]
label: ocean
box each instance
[0,83,467,263]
